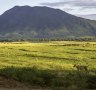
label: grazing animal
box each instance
[73,64,88,71]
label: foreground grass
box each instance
[0,41,96,89]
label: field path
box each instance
[0,76,50,90]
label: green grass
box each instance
[0,41,96,89]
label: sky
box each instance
[0,0,96,20]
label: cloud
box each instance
[40,0,96,20]
[68,0,96,7]
[63,8,74,11]
[40,2,67,7]
[40,0,96,15]
[41,0,96,7]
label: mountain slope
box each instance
[0,6,96,40]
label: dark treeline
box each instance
[0,37,96,42]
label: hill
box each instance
[0,6,96,40]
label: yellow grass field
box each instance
[0,41,96,89]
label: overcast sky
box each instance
[0,0,96,20]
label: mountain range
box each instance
[0,6,96,40]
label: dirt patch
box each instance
[0,76,50,90]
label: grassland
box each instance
[0,41,96,89]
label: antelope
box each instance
[73,64,88,71]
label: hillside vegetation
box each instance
[0,41,96,89]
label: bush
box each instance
[87,75,96,89]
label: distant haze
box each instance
[77,14,96,20]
